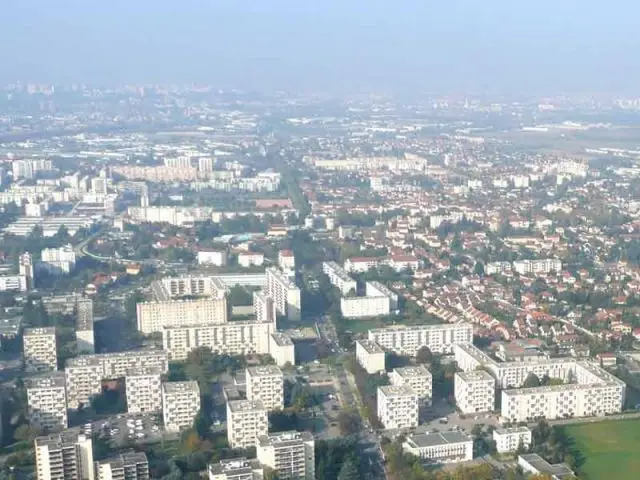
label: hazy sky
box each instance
[1,0,638,94]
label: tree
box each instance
[523,373,541,388]
[416,346,433,364]
[337,410,362,436]
[474,261,485,276]
[193,409,212,438]
[337,458,360,480]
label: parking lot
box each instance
[80,412,172,446]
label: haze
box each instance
[1,0,639,93]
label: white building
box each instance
[518,454,574,479]
[96,452,150,480]
[377,385,418,430]
[403,432,473,464]
[76,298,95,354]
[197,249,228,267]
[366,281,399,310]
[125,368,163,414]
[0,274,28,292]
[246,365,284,411]
[389,366,433,405]
[208,458,263,480]
[454,370,495,414]
[26,373,68,430]
[39,244,76,275]
[226,400,269,449]
[269,333,295,367]
[493,427,532,454]
[35,433,94,480]
[512,259,562,276]
[355,339,386,374]
[256,431,315,480]
[137,296,227,334]
[254,290,276,325]
[278,250,295,271]
[344,256,386,273]
[485,261,512,275]
[368,323,473,356]
[162,381,201,432]
[23,327,58,373]
[340,295,390,318]
[322,261,357,295]
[265,267,301,321]
[12,159,53,180]
[238,252,264,268]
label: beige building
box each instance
[162,381,201,432]
[355,339,386,374]
[454,370,496,414]
[389,366,433,405]
[403,432,473,464]
[253,291,276,325]
[137,297,227,334]
[368,323,473,356]
[23,327,58,373]
[246,366,284,411]
[226,400,268,449]
[269,333,295,367]
[265,267,301,321]
[26,373,68,431]
[95,452,150,480]
[35,433,94,480]
[256,431,315,480]
[125,368,163,414]
[377,385,418,430]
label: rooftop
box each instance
[271,332,293,346]
[24,326,56,336]
[26,372,66,389]
[247,365,283,377]
[405,431,472,449]
[257,430,313,447]
[227,399,266,413]
[162,381,199,395]
[456,370,495,382]
[378,384,417,397]
[357,338,385,354]
[495,426,531,436]
[519,453,574,478]
[393,365,432,378]
[209,458,260,476]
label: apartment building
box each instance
[344,256,386,273]
[13,159,53,180]
[256,431,315,480]
[253,290,276,325]
[162,381,201,432]
[246,366,284,411]
[265,267,301,321]
[238,252,265,268]
[39,245,76,275]
[389,366,433,405]
[377,385,419,430]
[26,373,68,430]
[355,339,386,374]
[65,351,169,409]
[366,281,399,310]
[125,368,163,414]
[96,452,150,480]
[340,295,390,319]
[226,400,269,449]
[403,432,473,464]
[454,371,495,414]
[453,343,497,373]
[0,274,28,292]
[23,327,58,373]
[34,433,94,480]
[512,259,562,276]
[277,250,295,271]
[197,249,228,266]
[368,323,473,356]
[208,458,263,480]
[161,318,274,361]
[76,298,95,354]
[137,297,227,334]
[322,261,357,295]
[269,333,295,367]
[493,427,532,454]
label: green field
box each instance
[565,418,640,479]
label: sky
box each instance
[1,0,638,94]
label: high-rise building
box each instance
[256,431,315,480]
[162,381,201,432]
[454,370,495,414]
[246,366,284,411]
[253,291,276,325]
[26,373,68,430]
[125,368,163,414]
[208,458,263,480]
[34,432,94,480]
[23,327,58,373]
[265,268,301,321]
[39,245,76,275]
[76,298,95,354]
[368,323,473,356]
[19,251,34,290]
[389,366,433,406]
[198,157,215,174]
[377,385,419,430]
[355,339,386,374]
[95,452,150,480]
[226,400,268,449]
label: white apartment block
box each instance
[377,385,419,430]
[226,400,269,449]
[493,427,532,454]
[256,431,315,480]
[12,159,53,180]
[389,366,433,405]
[23,327,58,373]
[238,252,265,268]
[453,343,497,373]
[269,333,295,367]
[403,432,473,464]
[344,256,386,273]
[137,297,227,334]
[341,295,390,319]
[254,290,276,325]
[512,259,562,276]
[0,274,28,292]
[96,452,150,480]
[485,261,512,275]
[26,373,68,431]
[208,458,263,480]
[65,351,169,409]
[162,318,274,361]
[355,339,386,374]
[35,433,94,480]
[265,267,301,321]
[246,366,284,411]
[162,381,201,432]
[125,368,163,414]
[366,281,399,310]
[322,261,357,295]
[454,371,495,414]
[368,323,473,356]
[39,245,76,275]
[197,249,228,266]
[277,250,295,271]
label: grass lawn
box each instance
[565,418,640,479]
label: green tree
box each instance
[416,346,433,364]
[523,373,541,388]
[337,458,360,480]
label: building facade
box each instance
[389,366,433,405]
[454,370,495,414]
[125,368,163,414]
[162,381,201,432]
[26,373,68,431]
[256,431,315,480]
[35,433,94,480]
[368,323,473,356]
[403,432,473,464]
[226,400,269,449]
[23,327,58,373]
[246,366,284,411]
[377,385,419,430]
[355,339,386,374]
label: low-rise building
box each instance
[226,400,268,449]
[403,432,473,464]
[454,370,495,414]
[355,339,385,374]
[493,427,532,454]
[377,385,418,430]
[518,454,574,479]
[162,381,201,432]
[256,431,315,480]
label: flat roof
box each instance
[393,366,432,378]
[357,338,385,354]
[406,431,472,449]
[162,381,199,394]
[520,453,574,477]
[227,399,266,413]
[24,326,56,336]
[379,384,416,397]
[494,426,531,436]
[257,430,313,447]
[26,373,66,389]
[246,365,283,377]
[270,332,293,346]
[456,370,494,382]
